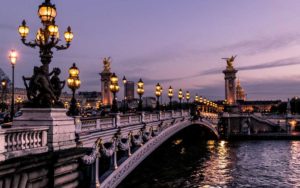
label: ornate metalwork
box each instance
[19,0,73,107]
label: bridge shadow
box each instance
[118,124,218,188]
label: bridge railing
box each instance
[76,110,191,133]
[0,126,48,161]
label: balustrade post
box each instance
[171,110,174,118]
[0,132,5,161]
[128,115,132,124]
[42,130,47,147]
[140,112,145,123]
[74,116,82,133]
[180,109,184,117]
[158,111,162,121]
[115,114,120,128]
[96,119,101,129]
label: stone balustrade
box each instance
[76,110,190,133]
[0,110,191,162]
[0,126,48,161]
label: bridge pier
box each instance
[220,112,280,139]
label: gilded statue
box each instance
[103,57,111,71]
[222,55,237,69]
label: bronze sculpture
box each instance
[23,66,64,107]
[222,55,237,69]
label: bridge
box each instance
[0,109,219,188]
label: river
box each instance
[118,129,300,187]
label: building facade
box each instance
[125,81,135,101]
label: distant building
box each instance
[236,79,246,101]
[78,91,101,108]
[142,97,156,109]
[125,81,135,101]
[239,100,281,113]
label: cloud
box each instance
[0,23,15,31]
[200,57,300,75]
[208,34,300,56]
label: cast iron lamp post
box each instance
[110,73,119,113]
[1,79,7,112]
[178,89,183,109]
[186,91,190,103]
[67,63,81,116]
[155,83,162,110]
[199,96,203,112]
[16,96,23,111]
[122,76,127,113]
[137,78,144,111]
[168,86,173,109]
[9,50,17,121]
[18,0,74,107]
[195,94,199,103]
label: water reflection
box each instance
[190,140,233,187]
[288,141,300,187]
[119,136,300,187]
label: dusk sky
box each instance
[1,0,300,101]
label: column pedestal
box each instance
[13,108,76,151]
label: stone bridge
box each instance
[220,112,281,138]
[0,109,219,188]
[77,110,219,188]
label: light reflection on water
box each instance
[191,140,300,187]
[119,139,300,187]
[192,140,233,187]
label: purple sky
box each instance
[1,0,300,101]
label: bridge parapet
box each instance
[0,126,48,161]
[76,110,190,147]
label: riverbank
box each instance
[228,132,300,140]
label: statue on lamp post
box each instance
[18,0,74,108]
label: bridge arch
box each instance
[86,119,219,188]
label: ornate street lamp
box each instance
[122,76,127,113]
[155,83,162,110]
[137,78,144,111]
[198,96,203,112]
[160,86,163,106]
[186,91,190,103]
[110,73,119,113]
[18,0,74,107]
[9,50,17,121]
[195,94,199,103]
[1,79,7,112]
[16,96,23,111]
[178,89,183,109]
[168,86,173,108]
[67,63,81,116]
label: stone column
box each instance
[223,68,238,105]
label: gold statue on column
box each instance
[222,55,237,69]
[103,57,111,72]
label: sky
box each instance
[1,0,300,101]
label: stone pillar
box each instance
[12,108,76,151]
[223,68,238,105]
[100,58,113,106]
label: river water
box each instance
[118,129,300,187]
